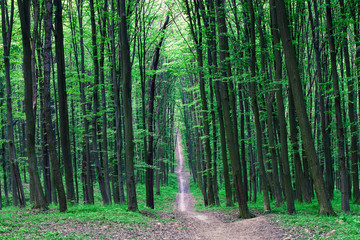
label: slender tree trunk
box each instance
[339,0,358,206]
[351,0,360,204]
[247,0,271,212]
[44,0,67,212]
[54,0,76,203]
[216,0,250,218]
[146,15,170,209]
[70,98,79,203]
[204,0,232,206]
[325,0,349,212]
[89,0,110,205]
[109,0,125,204]
[119,0,138,211]
[1,141,9,205]
[270,0,295,213]
[1,0,26,208]
[99,0,112,204]
[307,0,333,201]
[18,0,48,209]
[75,0,94,204]
[184,0,215,206]
[275,0,335,215]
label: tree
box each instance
[109,0,125,204]
[339,0,357,207]
[17,0,48,210]
[184,0,216,206]
[307,0,333,201]
[246,0,271,212]
[215,0,250,218]
[89,0,110,205]
[74,0,94,204]
[54,0,76,203]
[269,0,295,214]
[44,0,67,212]
[274,0,335,215]
[325,0,349,212]
[1,0,26,208]
[119,0,138,212]
[146,14,170,209]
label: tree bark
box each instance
[99,0,112,204]
[146,15,170,209]
[119,0,138,211]
[75,0,94,204]
[247,0,271,212]
[110,0,125,204]
[307,0,333,201]
[18,0,48,209]
[44,0,67,212]
[89,0,110,205]
[203,0,232,206]
[1,0,26,208]
[215,0,250,218]
[339,0,358,207]
[270,0,295,214]
[54,0,75,203]
[325,0,349,212]
[351,0,360,204]
[275,0,335,215]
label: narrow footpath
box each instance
[175,133,287,240]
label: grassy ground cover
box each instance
[0,173,180,239]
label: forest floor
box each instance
[174,134,288,240]
[3,135,354,239]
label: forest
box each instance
[1,0,360,238]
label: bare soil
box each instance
[175,134,289,240]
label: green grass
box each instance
[0,173,179,239]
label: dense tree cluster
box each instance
[1,0,359,218]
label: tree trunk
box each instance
[1,0,26,208]
[18,0,48,210]
[339,0,358,206]
[307,0,333,201]
[54,0,76,203]
[119,0,138,212]
[247,0,271,212]
[204,0,232,206]
[89,0,110,205]
[275,0,335,215]
[216,0,250,218]
[109,0,125,204]
[146,15,170,209]
[325,0,349,212]
[75,0,94,204]
[351,0,360,204]
[270,0,295,213]
[184,0,215,206]
[99,0,112,204]
[44,0,67,212]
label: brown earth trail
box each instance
[175,133,288,240]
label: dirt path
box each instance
[175,133,287,240]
